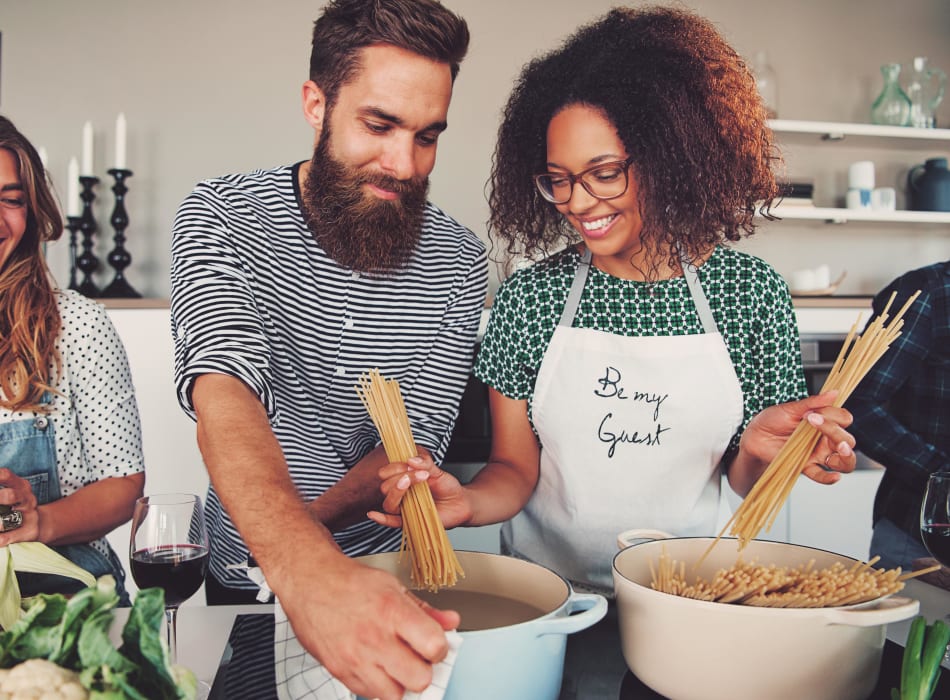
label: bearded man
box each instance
[169,2,486,698]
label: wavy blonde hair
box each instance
[0,115,63,412]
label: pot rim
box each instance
[612,535,905,616]
[358,549,590,635]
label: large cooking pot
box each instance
[612,530,919,700]
[359,550,607,700]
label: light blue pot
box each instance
[358,550,608,700]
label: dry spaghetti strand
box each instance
[355,369,464,591]
[699,290,921,566]
[651,547,911,608]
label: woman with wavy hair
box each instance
[0,115,144,602]
[375,7,857,593]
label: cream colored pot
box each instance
[612,530,919,700]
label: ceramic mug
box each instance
[871,187,897,211]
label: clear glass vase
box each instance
[751,51,779,119]
[905,56,947,128]
[871,63,911,126]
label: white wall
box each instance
[3,0,949,299]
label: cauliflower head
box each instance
[0,659,88,699]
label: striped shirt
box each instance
[170,163,487,589]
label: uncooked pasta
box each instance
[707,290,921,561]
[355,369,464,591]
[650,547,940,608]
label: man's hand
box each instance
[274,550,460,700]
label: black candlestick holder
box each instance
[75,176,101,298]
[65,216,82,291]
[100,168,141,298]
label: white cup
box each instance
[871,186,896,211]
[791,269,817,291]
[846,188,872,209]
[813,265,831,289]
[848,161,875,190]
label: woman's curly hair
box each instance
[0,115,63,412]
[488,5,780,278]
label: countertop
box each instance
[110,577,949,700]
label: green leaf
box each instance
[919,619,950,700]
[78,607,136,676]
[4,593,68,662]
[0,546,20,632]
[119,588,180,698]
[901,616,925,700]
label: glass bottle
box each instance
[751,51,778,119]
[905,56,947,128]
[870,63,911,126]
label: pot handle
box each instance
[819,595,920,628]
[534,593,608,637]
[616,528,675,551]
[907,164,924,192]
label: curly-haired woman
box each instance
[374,6,857,594]
[0,115,144,602]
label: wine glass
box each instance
[921,472,950,569]
[129,493,210,665]
[920,471,950,663]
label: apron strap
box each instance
[558,248,593,327]
[559,245,721,335]
[678,247,719,335]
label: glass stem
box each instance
[165,605,179,665]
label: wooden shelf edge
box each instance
[98,298,170,309]
[792,296,873,308]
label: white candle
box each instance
[115,113,127,169]
[81,121,94,175]
[67,157,81,217]
[38,147,49,169]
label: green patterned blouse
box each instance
[474,245,807,459]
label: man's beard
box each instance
[302,130,429,275]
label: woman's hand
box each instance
[368,448,472,530]
[0,468,39,544]
[735,391,856,492]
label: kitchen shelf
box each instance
[98,298,169,309]
[770,119,950,146]
[769,205,950,224]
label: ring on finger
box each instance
[0,509,23,532]
[823,451,838,469]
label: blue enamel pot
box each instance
[358,550,608,700]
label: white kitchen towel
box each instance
[273,597,462,700]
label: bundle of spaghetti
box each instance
[650,550,941,608]
[355,369,464,591]
[704,289,921,560]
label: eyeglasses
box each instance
[533,156,635,204]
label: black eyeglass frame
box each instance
[533,155,636,204]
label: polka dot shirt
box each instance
[0,290,144,555]
[475,245,807,457]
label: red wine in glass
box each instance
[131,544,209,607]
[130,493,210,665]
[920,524,950,567]
[921,473,950,569]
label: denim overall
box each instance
[0,394,129,603]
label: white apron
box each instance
[501,248,744,592]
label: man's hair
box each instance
[310,0,469,107]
